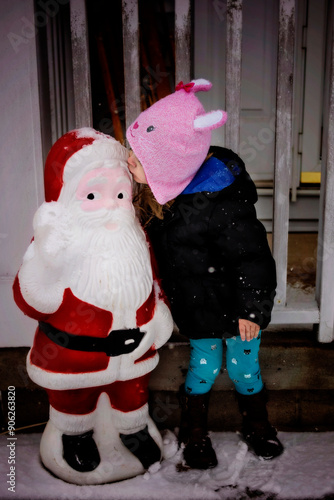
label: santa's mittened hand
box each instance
[33,202,74,264]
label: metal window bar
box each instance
[175,0,191,84]
[317,4,334,342]
[46,15,62,142]
[46,5,75,143]
[225,0,243,154]
[272,0,295,309]
[70,0,92,128]
[271,0,319,328]
[122,0,141,133]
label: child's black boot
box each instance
[178,385,218,469]
[237,386,284,460]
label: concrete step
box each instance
[148,329,334,432]
[149,388,334,432]
[0,329,333,433]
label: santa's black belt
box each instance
[38,321,145,357]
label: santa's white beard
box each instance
[67,212,153,327]
[18,201,154,326]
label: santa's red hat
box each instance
[44,128,129,202]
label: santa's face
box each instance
[75,165,134,232]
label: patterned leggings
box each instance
[185,333,263,396]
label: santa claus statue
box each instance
[13,128,173,484]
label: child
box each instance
[126,79,283,470]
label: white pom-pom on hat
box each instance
[190,79,213,92]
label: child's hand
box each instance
[238,319,260,342]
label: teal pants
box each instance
[185,333,263,396]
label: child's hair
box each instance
[133,183,174,227]
[132,152,213,227]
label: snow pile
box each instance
[1,430,334,499]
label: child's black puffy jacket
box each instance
[147,146,277,339]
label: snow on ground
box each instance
[1,430,334,500]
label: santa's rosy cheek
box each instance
[121,200,133,211]
[80,196,105,211]
[76,177,104,211]
[114,189,133,210]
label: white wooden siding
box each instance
[0,0,45,347]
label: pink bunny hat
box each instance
[126,79,227,204]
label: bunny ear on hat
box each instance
[194,110,228,131]
[177,79,227,130]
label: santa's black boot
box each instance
[237,387,284,460]
[178,385,218,469]
[120,426,161,469]
[62,430,101,472]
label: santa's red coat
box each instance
[13,276,158,415]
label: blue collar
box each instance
[181,156,239,195]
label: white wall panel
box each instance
[0,0,44,346]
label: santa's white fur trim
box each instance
[110,404,149,434]
[49,405,96,434]
[63,142,129,188]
